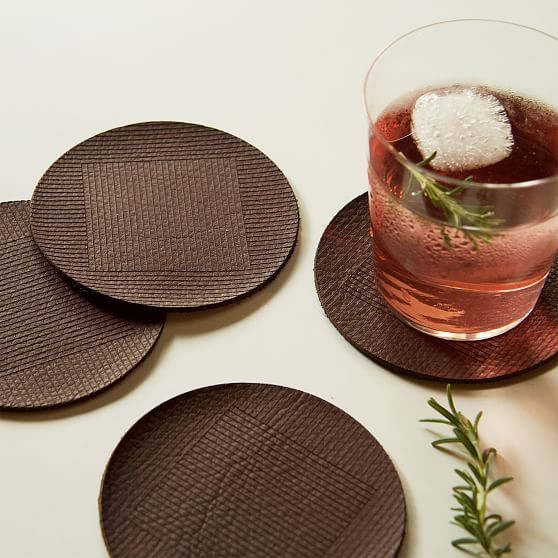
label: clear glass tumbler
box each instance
[365,20,558,340]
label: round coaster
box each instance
[30,122,299,309]
[0,201,165,409]
[100,383,406,558]
[315,193,558,383]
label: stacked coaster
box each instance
[30,122,299,308]
[0,201,164,409]
[315,193,558,383]
[1,122,299,409]
[100,383,406,558]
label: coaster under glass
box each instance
[315,194,558,383]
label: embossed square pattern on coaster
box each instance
[30,122,299,309]
[0,201,165,409]
[315,193,558,383]
[100,383,406,558]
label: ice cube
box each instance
[411,88,513,172]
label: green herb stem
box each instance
[401,152,503,249]
[421,385,515,557]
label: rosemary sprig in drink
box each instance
[421,385,515,557]
[401,152,503,249]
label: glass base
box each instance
[388,305,535,341]
[374,258,548,342]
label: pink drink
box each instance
[369,87,558,339]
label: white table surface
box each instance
[1,2,557,557]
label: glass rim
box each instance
[363,19,558,190]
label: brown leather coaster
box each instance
[315,193,558,383]
[100,383,406,558]
[30,122,299,309]
[0,201,165,409]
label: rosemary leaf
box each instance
[419,418,453,425]
[488,477,514,492]
[432,437,461,447]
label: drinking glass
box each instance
[365,20,558,340]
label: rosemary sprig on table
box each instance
[421,385,515,557]
[401,152,503,249]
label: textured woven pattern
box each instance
[82,159,250,272]
[31,122,299,308]
[0,202,165,409]
[100,384,406,558]
[315,193,558,383]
